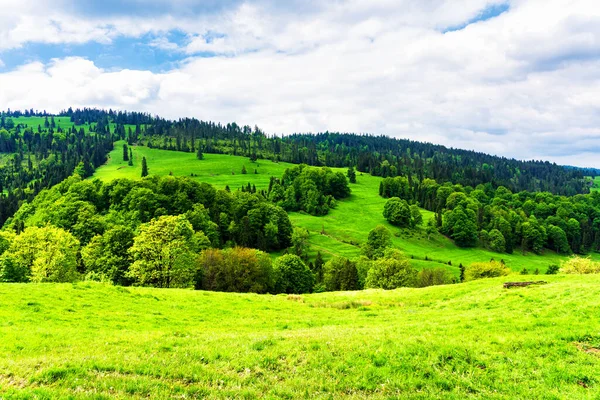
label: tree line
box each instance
[380,175,600,255]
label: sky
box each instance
[1,0,599,167]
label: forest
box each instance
[0,108,599,292]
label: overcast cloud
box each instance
[1,0,599,166]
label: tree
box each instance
[488,229,506,253]
[410,205,423,227]
[128,215,198,288]
[291,227,310,259]
[82,226,135,285]
[362,225,393,259]
[425,217,438,240]
[0,226,79,283]
[347,166,357,183]
[383,197,411,227]
[196,146,204,160]
[313,251,325,282]
[273,254,314,294]
[365,249,416,289]
[141,156,149,177]
[123,143,129,161]
[323,257,359,291]
[241,165,247,174]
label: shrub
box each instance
[560,256,600,274]
[464,261,510,281]
[416,268,455,288]
[273,254,314,294]
[546,264,560,275]
[197,247,273,293]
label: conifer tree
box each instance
[141,156,148,177]
[123,144,129,161]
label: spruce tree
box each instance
[241,165,247,174]
[123,144,129,161]
[196,146,204,160]
[141,156,148,177]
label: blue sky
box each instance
[1,0,600,167]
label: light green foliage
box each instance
[464,261,511,281]
[560,256,600,274]
[0,226,79,283]
[128,215,198,288]
[273,254,314,294]
[442,206,478,247]
[198,247,273,293]
[323,257,359,291]
[365,249,416,289]
[362,225,393,260]
[410,204,423,227]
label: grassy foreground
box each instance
[1,276,600,399]
[93,144,597,273]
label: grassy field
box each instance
[93,143,598,273]
[0,276,599,399]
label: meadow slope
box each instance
[93,143,597,273]
[0,276,599,399]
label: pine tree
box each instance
[141,156,148,177]
[241,165,247,174]
[196,146,204,160]
[123,144,129,161]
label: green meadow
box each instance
[92,143,597,273]
[1,276,599,399]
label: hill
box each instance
[94,143,598,273]
[0,277,599,399]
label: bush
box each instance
[415,268,455,288]
[365,250,416,289]
[197,247,273,293]
[464,261,510,281]
[546,264,560,275]
[273,254,314,294]
[560,256,600,274]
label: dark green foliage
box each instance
[273,254,314,294]
[347,166,356,183]
[123,144,129,161]
[141,156,148,177]
[323,257,359,291]
[275,164,350,216]
[82,226,134,285]
[383,197,412,227]
[313,251,325,282]
[546,264,560,275]
[241,165,247,174]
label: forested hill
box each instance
[61,107,589,195]
[0,107,591,225]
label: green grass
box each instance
[93,144,599,273]
[1,276,599,398]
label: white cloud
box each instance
[1,0,600,167]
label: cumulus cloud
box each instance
[1,0,600,167]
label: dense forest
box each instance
[380,175,600,255]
